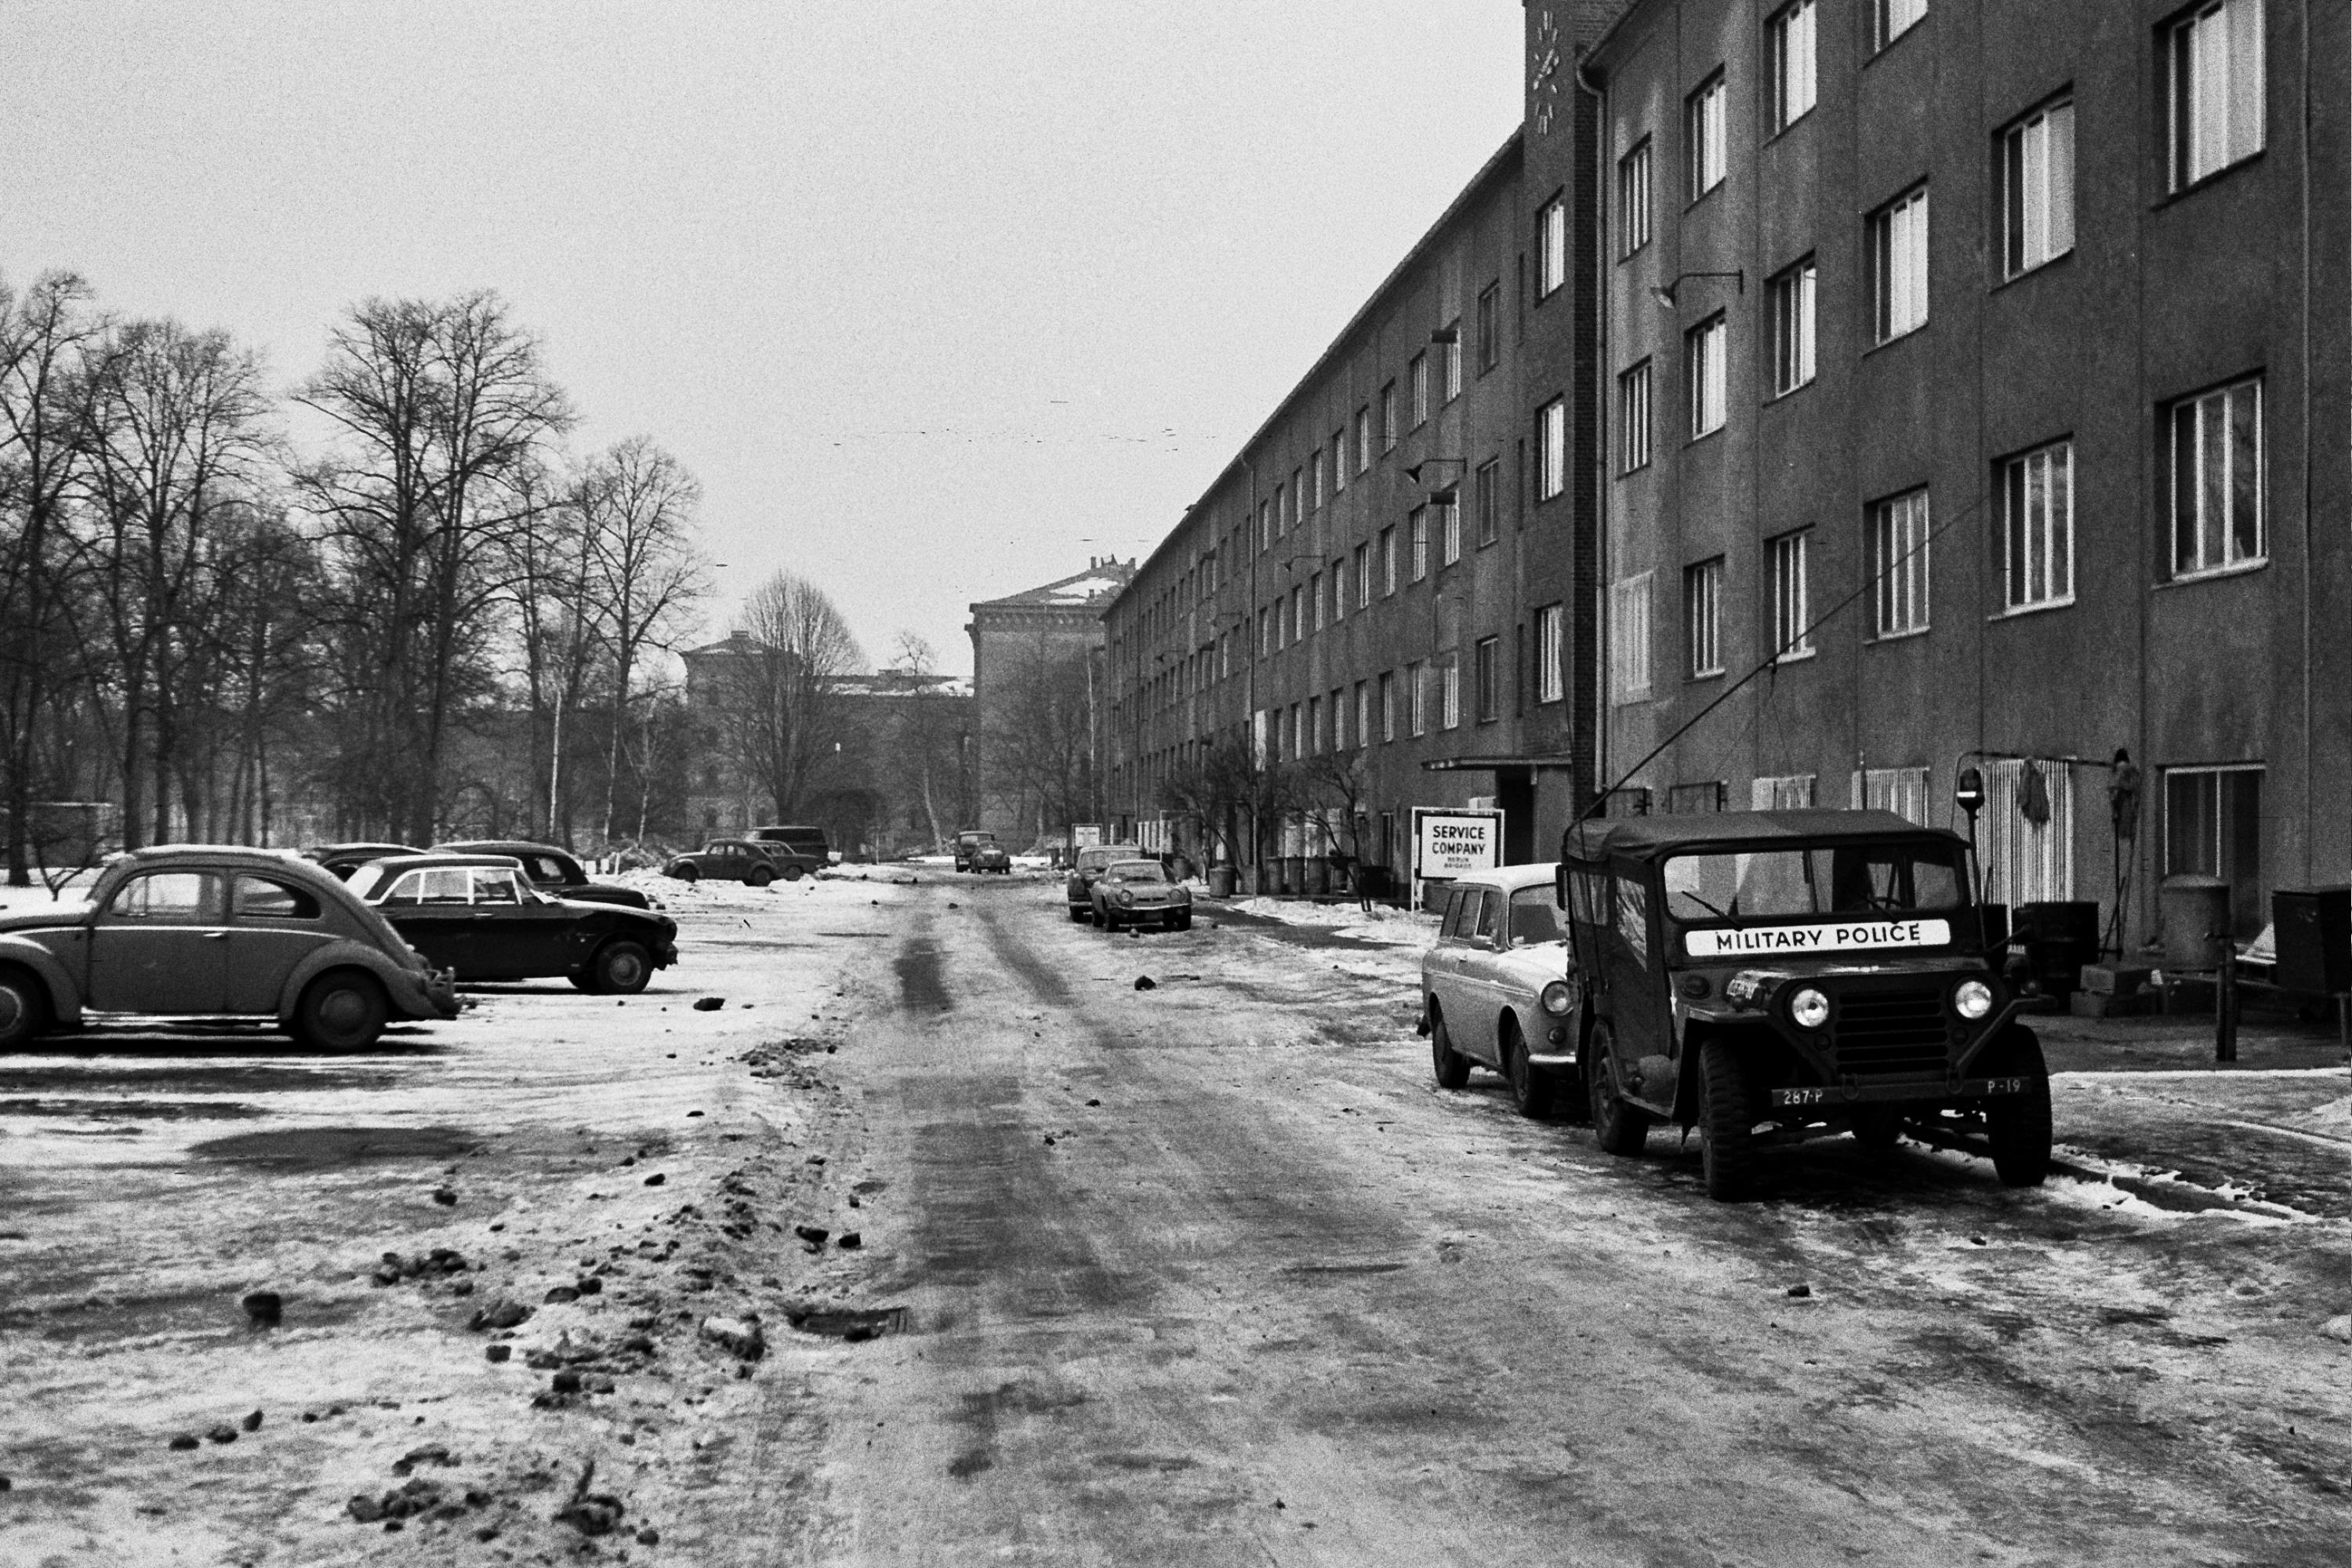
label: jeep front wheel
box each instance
[1588,1022,1650,1156]
[1697,1039,1757,1201]
[1985,1027,2053,1187]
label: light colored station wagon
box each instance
[1421,862,1583,1119]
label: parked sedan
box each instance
[1089,858,1192,931]
[1065,844,1143,920]
[661,839,789,887]
[350,854,678,993]
[306,842,425,881]
[434,840,654,909]
[0,846,459,1051]
[1421,862,1583,1119]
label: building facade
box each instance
[1584,0,2347,941]
[967,560,1134,845]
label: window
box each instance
[1750,774,1818,811]
[1308,696,1323,755]
[1410,353,1429,428]
[1354,408,1372,474]
[1256,499,1271,553]
[2164,764,2266,935]
[1310,572,1325,632]
[1407,660,1427,736]
[1475,637,1500,721]
[1291,585,1304,642]
[2000,440,2074,609]
[1258,606,1271,656]
[1617,139,1653,256]
[1379,670,1396,741]
[1687,314,1728,437]
[1380,382,1399,451]
[1332,429,1348,492]
[1870,186,1930,343]
[107,871,220,920]
[234,875,321,920]
[1851,764,1933,826]
[1684,557,1724,677]
[1380,525,1397,593]
[1769,257,1816,395]
[1310,449,1326,511]
[1767,1,1817,132]
[1873,0,1926,50]
[2001,99,2075,277]
[1686,72,1727,201]
[1355,542,1372,608]
[1769,530,1813,658]
[1475,459,1500,546]
[1331,558,1347,622]
[1537,397,1567,498]
[1355,681,1370,750]
[1439,655,1461,729]
[1537,193,1567,297]
[1409,506,1429,581]
[1476,282,1501,372]
[1440,321,1464,401]
[2169,0,2266,191]
[1610,573,1653,702]
[1535,603,1565,702]
[1619,360,1653,472]
[1870,488,1932,637]
[1438,494,1461,566]
[2169,376,2265,575]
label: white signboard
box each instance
[1071,824,1103,849]
[1683,917,1953,960]
[1412,808,1502,904]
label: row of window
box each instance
[1256,608,1571,759]
[1606,383,2265,699]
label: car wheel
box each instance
[591,940,653,996]
[293,970,388,1052]
[1985,1027,2053,1187]
[1176,910,1192,931]
[674,865,700,883]
[1429,1002,1472,1091]
[1698,1039,1756,1201]
[781,863,805,883]
[1069,904,1089,923]
[1588,1023,1651,1156]
[746,866,774,888]
[1503,1017,1553,1120]
[0,966,51,1051]
[1853,1106,1904,1152]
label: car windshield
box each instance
[1507,886,1569,947]
[1104,862,1164,884]
[1661,842,1968,921]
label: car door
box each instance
[1454,889,1508,1065]
[378,867,480,976]
[1425,888,1478,1057]
[223,873,339,1014]
[469,866,574,978]
[1605,859,1675,1110]
[85,869,229,1014]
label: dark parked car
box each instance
[750,825,830,880]
[954,829,1007,873]
[306,842,424,880]
[662,839,795,887]
[434,840,653,909]
[1557,809,2047,1201]
[0,846,459,1051]
[350,854,678,993]
[1064,843,1143,919]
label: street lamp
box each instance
[1403,457,1468,489]
[1652,270,1745,310]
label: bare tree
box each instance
[0,272,103,881]
[886,631,967,850]
[986,641,1096,845]
[716,572,862,822]
[297,292,571,843]
[578,437,706,845]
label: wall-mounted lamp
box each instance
[1429,325,1459,345]
[1652,270,1745,310]
[1403,457,1468,488]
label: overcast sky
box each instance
[5,1,1523,677]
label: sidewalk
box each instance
[2032,1005,2348,1075]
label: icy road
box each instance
[0,869,2345,1566]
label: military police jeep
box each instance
[1557,809,2050,1201]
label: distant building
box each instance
[967,559,1135,844]
[681,630,972,856]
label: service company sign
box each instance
[1412,808,1503,886]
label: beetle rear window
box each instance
[234,876,321,920]
[1662,844,1965,921]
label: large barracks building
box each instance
[1101,0,2345,945]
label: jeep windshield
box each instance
[1661,841,1967,923]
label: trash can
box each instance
[1280,855,1304,895]
[2272,887,2351,994]
[2014,901,2100,996]
[2159,875,2231,972]
[1207,863,1238,898]
[1302,856,1330,895]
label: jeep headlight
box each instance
[1954,978,1994,1020]
[1789,986,1831,1030]
[1540,980,1573,1017]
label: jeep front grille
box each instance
[1832,988,1950,1075]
